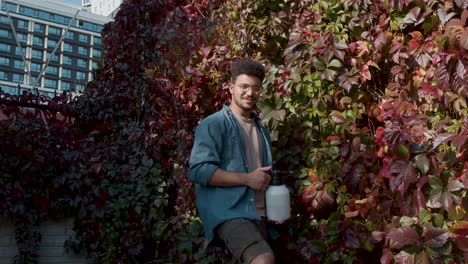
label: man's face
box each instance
[229,74,262,116]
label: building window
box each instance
[63,43,73,52]
[0,57,10,66]
[34,23,45,33]
[17,20,28,29]
[0,16,10,24]
[77,58,87,68]
[12,73,23,83]
[76,71,87,80]
[44,78,57,88]
[5,3,17,13]
[47,39,57,48]
[31,49,42,60]
[48,26,61,35]
[92,49,102,57]
[61,81,71,90]
[92,61,98,69]
[78,46,88,55]
[13,60,24,70]
[0,71,8,80]
[16,33,27,43]
[93,37,102,46]
[0,43,11,52]
[30,63,41,72]
[46,52,59,62]
[61,68,71,78]
[33,36,43,46]
[15,47,26,56]
[78,34,89,43]
[0,29,11,38]
[62,55,72,65]
[45,66,58,75]
[65,31,74,40]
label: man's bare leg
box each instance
[250,252,275,264]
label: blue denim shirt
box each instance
[188,105,273,242]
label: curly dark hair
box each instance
[231,58,265,82]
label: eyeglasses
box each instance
[237,84,263,93]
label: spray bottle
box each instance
[265,170,291,223]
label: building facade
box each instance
[0,0,112,97]
[87,0,122,18]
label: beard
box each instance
[233,96,256,112]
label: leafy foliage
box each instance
[2,0,468,263]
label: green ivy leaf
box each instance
[419,210,431,224]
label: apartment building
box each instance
[0,0,112,97]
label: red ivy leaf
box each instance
[387,226,421,249]
[413,188,428,215]
[380,249,393,264]
[424,228,449,248]
[408,39,421,49]
[436,64,450,91]
[389,160,418,195]
[331,112,346,123]
[461,30,468,50]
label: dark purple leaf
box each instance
[436,65,451,91]
[451,135,468,151]
[424,228,449,248]
[413,188,428,215]
[440,191,454,211]
[381,249,393,264]
[389,160,418,195]
[345,228,360,249]
[387,226,421,249]
[374,32,387,52]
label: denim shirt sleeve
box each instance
[188,116,224,186]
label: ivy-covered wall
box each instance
[1,0,467,263]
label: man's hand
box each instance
[243,166,272,191]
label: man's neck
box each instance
[229,104,251,119]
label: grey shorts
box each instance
[216,218,273,264]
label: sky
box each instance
[56,0,82,6]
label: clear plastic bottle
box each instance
[265,172,290,223]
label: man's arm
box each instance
[209,166,272,191]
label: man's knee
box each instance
[250,252,275,264]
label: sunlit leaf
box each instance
[394,250,415,264]
[414,250,430,264]
[447,179,465,192]
[415,155,430,174]
[432,133,454,150]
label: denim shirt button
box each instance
[250,198,254,202]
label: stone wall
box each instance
[0,218,91,264]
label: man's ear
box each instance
[228,82,234,94]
